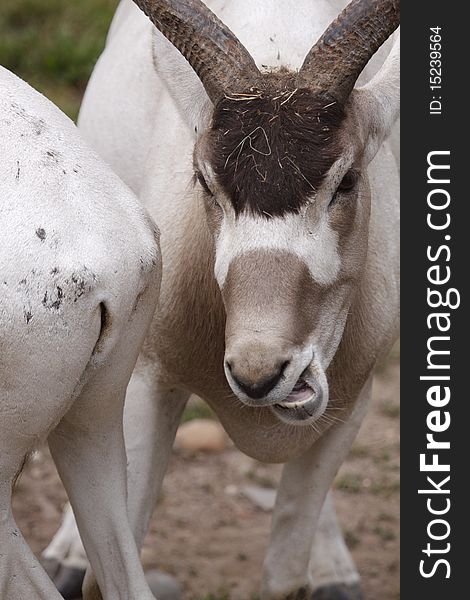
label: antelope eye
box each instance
[337,169,359,193]
[329,169,359,207]
[196,171,213,197]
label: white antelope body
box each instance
[44,1,400,598]
[0,66,161,600]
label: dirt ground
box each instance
[12,356,399,600]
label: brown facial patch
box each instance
[208,75,345,218]
[223,250,327,349]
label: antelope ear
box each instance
[151,29,213,136]
[351,33,400,164]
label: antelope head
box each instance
[135,0,400,425]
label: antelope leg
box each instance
[261,379,372,600]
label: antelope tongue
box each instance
[281,381,315,406]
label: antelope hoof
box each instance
[55,566,86,599]
[82,570,103,600]
[311,583,363,600]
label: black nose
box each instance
[227,360,289,399]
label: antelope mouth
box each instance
[278,379,315,407]
[272,376,324,423]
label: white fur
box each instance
[42,505,88,570]
[0,66,160,600]
[214,211,341,287]
[356,32,401,164]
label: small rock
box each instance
[145,570,182,600]
[174,419,227,454]
[224,484,238,497]
[241,484,277,511]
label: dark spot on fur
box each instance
[51,267,59,275]
[36,228,46,241]
[45,150,61,165]
[24,310,33,324]
[42,286,63,310]
[10,102,45,135]
[53,287,63,307]
[70,273,86,300]
[208,75,345,218]
[132,291,145,314]
[16,160,20,181]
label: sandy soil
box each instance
[12,357,399,600]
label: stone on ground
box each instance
[174,419,227,454]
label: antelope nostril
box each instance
[280,360,290,376]
[229,359,290,400]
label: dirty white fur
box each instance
[0,66,160,600]
[44,1,399,598]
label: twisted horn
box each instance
[133,0,262,103]
[297,0,400,103]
